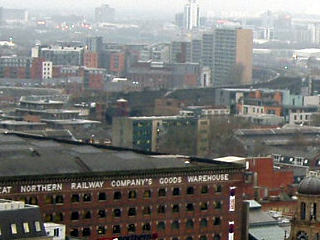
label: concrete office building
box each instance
[202,28,253,86]
[40,46,84,66]
[95,4,115,23]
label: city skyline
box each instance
[2,0,320,16]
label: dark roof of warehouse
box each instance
[0,132,242,179]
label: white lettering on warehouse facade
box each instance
[21,184,62,193]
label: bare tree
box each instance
[157,124,197,156]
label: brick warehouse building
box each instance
[0,132,247,240]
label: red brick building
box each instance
[243,157,294,200]
[0,132,247,240]
[110,52,126,76]
[84,52,99,68]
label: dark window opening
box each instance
[173,188,180,196]
[158,188,166,197]
[128,208,136,216]
[158,205,166,214]
[114,209,121,217]
[71,212,79,220]
[83,193,91,202]
[71,194,80,203]
[128,191,137,199]
[84,211,91,219]
[82,228,91,237]
[187,187,194,195]
[98,192,106,201]
[97,226,106,235]
[114,191,122,200]
[186,203,194,211]
[98,210,106,218]
[201,186,208,194]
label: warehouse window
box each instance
[200,235,207,240]
[158,205,166,214]
[71,194,80,203]
[172,204,180,213]
[213,235,221,240]
[201,186,209,194]
[216,185,222,193]
[128,224,136,233]
[171,221,180,230]
[84,211,91,219]
[173,187,180,196]
[214,217,221,225]
[70,229,79,237]
[114,209,121,217]
[83,193,91,202]
[44,213,53,222]
[71,212,79,220]
[142,223,151,232]
[98,210,106,218]
[187,187,194,195]
[186,219,194,229]
[45,195,53,204]
[200,202,208,211]
[82,228,91,237]
[186,237,193,240]
[144,190,151,198]
[186,203,194,211]
[158,188,166,197]
[143,206,151,215]
[157,221,165,231]
[114,191,122,200]
[113,225,121,234]
[55,213,63,222]
[97,226,106,235]
[128,191,137,199]
[215,201,222,209]
[98,192,106,201]
[29,197,38,205]
[55,195,64,204]
[200,218,208,228]
[128,208,136,216]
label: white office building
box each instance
[42,61,53,79]
[184,0,200,30]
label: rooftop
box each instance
[0,132,243,180]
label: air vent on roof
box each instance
[29,147,40,157]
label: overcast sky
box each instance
[2,0,320,15]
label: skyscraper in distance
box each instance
[184,0,200,30]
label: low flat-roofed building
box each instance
[0,199,50,240]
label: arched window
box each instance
[311,202,317,220]
[157,221,166,231]
[128,191,137,199]
[142,223,151,232]
[186,219,194,229]
[171,221,180,230]
[128,224,136,233]
[187,187,194,195]
[301,202,306,220]
[213,235,221,240]
[200,218,208,228]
